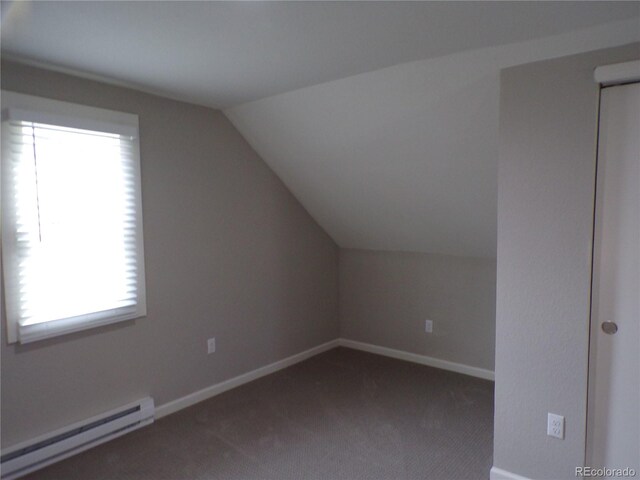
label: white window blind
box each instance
[1,92,146,344]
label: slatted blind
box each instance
[2,100,145,343]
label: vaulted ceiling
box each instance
[2,1,639,257]
[225,19,639,258]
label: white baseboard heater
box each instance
[1,397,154,479]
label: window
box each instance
[1,92,146,344]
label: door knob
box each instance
[601,322,618,334]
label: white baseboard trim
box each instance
[155,339,339,419]
[338,338,495,381]
[3,337,495,474]
[156,337,493,420]
[490,466,533,480]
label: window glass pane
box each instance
[19,123,137,326]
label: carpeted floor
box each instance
[24,347,494,480]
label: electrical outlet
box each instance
[425,319,433,333]
[547,413,564,439]
[207,337,216,354]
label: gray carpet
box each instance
[24,347,494,480]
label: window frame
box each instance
[1,91,147,344]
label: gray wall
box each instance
[339,249,496,371]
[494,43,639,479]
[0,61,339,448]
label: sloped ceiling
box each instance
[225,20,639,258]
[2,1,638,108]
[2,2,639,257]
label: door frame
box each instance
[586,59,640,468]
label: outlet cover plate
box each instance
[547,413,564,439]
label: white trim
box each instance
[155,339,340,418]
[156,338,494,420]
[338,338,495,381]
[18,308,140,345]
[1,91,139,132]
[1,341,344,472]
[2,338,494,471]
[3,107,138,138]
[594,60,640,86]
[490,466,533,480]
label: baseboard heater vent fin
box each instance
[1,397,154,479]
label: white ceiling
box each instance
[1,1,638,108]
[2,2,639,258]
[226,19,640,258]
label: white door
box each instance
[587,81,640,474]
